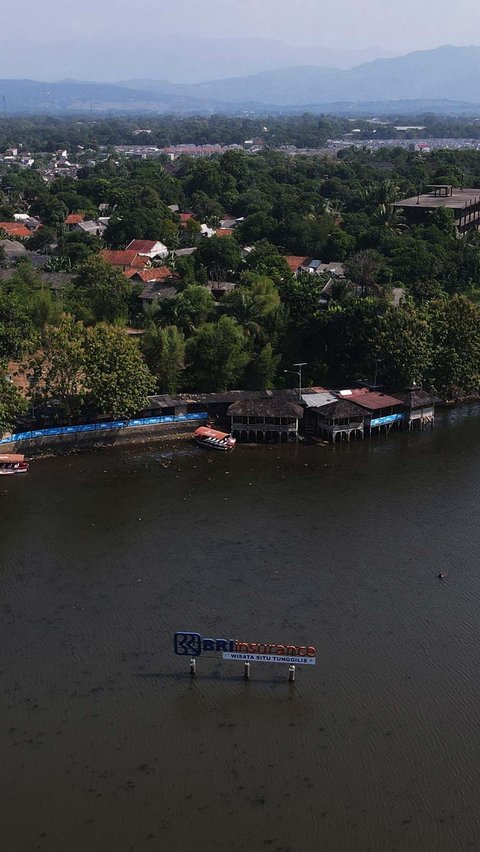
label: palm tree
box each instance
[371,203,406,233]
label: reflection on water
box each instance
[1,406,480,851]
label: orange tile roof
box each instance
[65,213,85,225]
[215,228,234,237]
[126,239,162,253]
[0,222,30,238]
[179,213,193,223]
[124,267,178,283]
[283,255,308,273]
[100,249,147,268]
[123,267,141,278]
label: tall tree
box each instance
[186,315,251,391]
[83,325,155,418]
[0,367,26,434]
[39,316,86,418]
[141,323,185,393]
[74,256,131,324]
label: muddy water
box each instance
[1,406,480,851]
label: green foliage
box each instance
[4,120,480,405]
[0,366,26,434]
[83,325,155,418]
[377,302,432,387]
[74,256,131,323]
[0,287,36,359]
[425,295,480,394]
[39,316,86,417]
[56,231,102,267]
[195,235,242,280]
[162,284,216,333]
[186,315,251,391]
[244,343,280,390]
[141,323,186,393]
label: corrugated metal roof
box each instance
[302,392,337,408]
[348,388,404,410]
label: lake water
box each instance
[1,406,480,851]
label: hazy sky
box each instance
[4,0,480,50]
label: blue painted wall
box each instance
[0,412,208,445]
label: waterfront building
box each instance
[305,398,366,442]
[338,388,404,435]
[227,397,303,443]
[394,388,439,430]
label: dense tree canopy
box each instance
[4,121,480,434]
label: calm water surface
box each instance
[1,407,480,852]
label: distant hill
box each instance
[0,79,230,115]
[0,35,389,83]
[3,46,480,115]
[158,45,480,106]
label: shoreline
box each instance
[2,397,480,460]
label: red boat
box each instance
[0,453,29,475]
[193,427,236,452]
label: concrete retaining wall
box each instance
[0,413,208,455]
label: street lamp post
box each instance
[373,358,383,389]
[284,362,307,400]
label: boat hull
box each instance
[194,437,234,451]
[193,426,236,451]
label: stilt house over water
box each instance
[393,388,439,430]
[305,398,367,443]
[227,397,304,443]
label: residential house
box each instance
[138,284,179,307]
[283,256,308,274]
[100,249,148,271]
[205,280,236,299]
[125,239,168,259]
[0,239,29,263]
[0,222,30,239]
[74,220,106,238]
[14,214,40,230]
[124,266,180,308]
[65,213,85,229]
[283,256,345,277]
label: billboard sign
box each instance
[174,631,316,665]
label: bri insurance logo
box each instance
[173,631,316,665]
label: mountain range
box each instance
[2,46,480,115]
[0,36,390,83]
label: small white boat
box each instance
[193,427,236,452]
[0,453,29,475]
